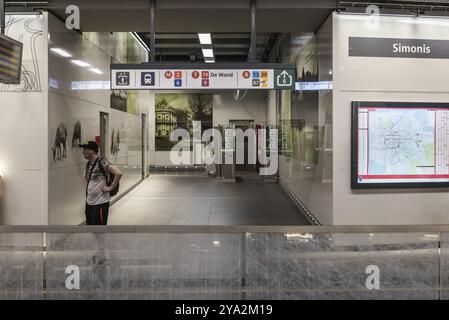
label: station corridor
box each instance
[108,173,310,225]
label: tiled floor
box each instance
[109,172,311,225]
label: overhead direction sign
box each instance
[110,63,295,90]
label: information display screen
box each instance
[351,101,449,189]
[0,33,23,84]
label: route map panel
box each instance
[351,101,449,189]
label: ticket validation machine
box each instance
[221,125,236,181]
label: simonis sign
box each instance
[349,37,449,59]
[393,43,431,54]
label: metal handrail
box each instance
[0,225,449,233]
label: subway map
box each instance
[356,105,449,184]
[369,109,434,174]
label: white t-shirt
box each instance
[85,157,111,205]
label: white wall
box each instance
[333,13,449,225]
[47,14,149,225]
[0,13,48,225]
[213,91,268,126]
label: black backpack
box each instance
[99,157,120,196]
[86,157,120,197]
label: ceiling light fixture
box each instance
[198,33,212,45]
[202,48,214,58]
[131,32,151,53]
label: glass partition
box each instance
[46,233,241,300]
[246,232,439,300]
[0,233,43,300]
[0,228,447,300]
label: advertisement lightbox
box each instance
[0,33,23,84]
[351,101,449,189]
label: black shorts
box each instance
[85,202,110,225]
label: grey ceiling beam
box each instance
[155,50,248,55]
[267,33,285,62]
[149,0,155,62]
[248,0,256,62]
[45,0,336,10]
[156,43,202,48]
[211,34,252,39]
[155,43,258,49]
[154,34,198,39]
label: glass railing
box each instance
[0,225,448,300]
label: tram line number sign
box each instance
[110,64,295,90]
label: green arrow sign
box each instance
[274,69,295,90]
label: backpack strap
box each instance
[97,157,108,178]
[86,157,100,197]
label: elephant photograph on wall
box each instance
[72,121,82,148]
[51,123,67,161]
[111,128,121,155]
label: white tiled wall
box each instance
[47,13,150,225]
[333,13,449,225]
[0,13,48,225]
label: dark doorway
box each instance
[230,119,256,174]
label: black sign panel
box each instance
[141,71,155,86]
[116,71,130,86]
[349,37,449,59]
[0,33,23,84]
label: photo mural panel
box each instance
[0,14,45,92]
[109,109,142,194]
[48,96,98,170]
[155,93,213,151]
[293,37,319,166]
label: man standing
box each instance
[80,141,122,225]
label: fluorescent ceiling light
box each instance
[50,48,72,58]
[71,60,91,67]
[89,68,103,74]
[398,19,449,27]
[71,81,110,90]
[205,59,215,63]
[198,33,212,45]
[131,32,151,53]
[202,48,214,58]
